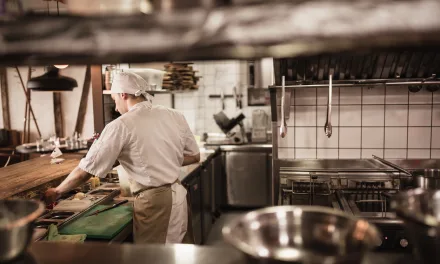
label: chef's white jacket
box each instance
[78,101,200,243]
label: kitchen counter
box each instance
[25,242,414,264]
[179,148,219,183]
[0,155,81,199]
[204,144,272,152]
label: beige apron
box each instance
[130,179,195,244]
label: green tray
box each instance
[59,204,133,240]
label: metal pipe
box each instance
[372,155,412,176]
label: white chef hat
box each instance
[103,71,153,102]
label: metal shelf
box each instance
[102,89,197,95]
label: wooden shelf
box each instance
[102,89,197,95]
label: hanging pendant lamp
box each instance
[27,66,78,92]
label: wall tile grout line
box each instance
[360,86,363,158]
[406,88,410,159]
[338,87,341,160]
[278,147,434,150]
[284,125,435,128]
[383,85,387,158]
[294,88,296,159]
[431,91,434,159]
[316,87,318,159]
[277,103,440,107]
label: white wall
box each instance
[0,66,94,142]
[276,86,440,160]
[174,60,271,135]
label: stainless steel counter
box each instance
[205,144,272,152]
[26,242,414,264]
[278,159,395,172]
[179,148,218,183]
[386,159,440,170]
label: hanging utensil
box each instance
[237,84,243,109]
[86,199,128,217]
[233,86,238,108]
[220,86,225,110]
[279,76,287,138]
[324,74,333,138]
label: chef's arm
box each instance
[55,167,92,195]
[182,153,200,166]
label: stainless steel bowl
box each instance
[222,206,381,264]
[0,199,45,262]
[392,188,440,264]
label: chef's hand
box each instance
[44,188,60,205]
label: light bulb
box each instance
[54,65,69,69]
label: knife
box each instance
[86,200,129,217]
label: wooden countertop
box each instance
[0,156,81,199]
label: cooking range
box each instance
[279,159,413,253]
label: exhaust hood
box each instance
[272,50,440,87]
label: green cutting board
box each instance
[59,205,133,240]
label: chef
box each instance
[44,71,200,244]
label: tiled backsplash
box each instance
[173,60,271,136]
[277,86,440,160]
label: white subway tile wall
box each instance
[173,61,271,136]
[173,61,440,159]
[274,85,440,159]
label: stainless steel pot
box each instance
[0,199,45,262]
[222,206,381,264]
[412,169,440,189]
[392,189,440,264]
[372,156,440,190]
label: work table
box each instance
[0,155,81,199]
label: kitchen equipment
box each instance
[223,205,381,264]
[0,199,45,262]
[279,159,411,252]
[392,188,440,264]
[324,74,333,138]
[59,204,133,240]
[279,76,287,138]
[372,155,412,176]
[251,109,268,143]
[213,112,246,143]
[86,200,128,217]
[372,155,440,190]
[412,169,440,190]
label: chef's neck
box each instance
[127,96,146,110]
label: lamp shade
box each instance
[27,67,77,91]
